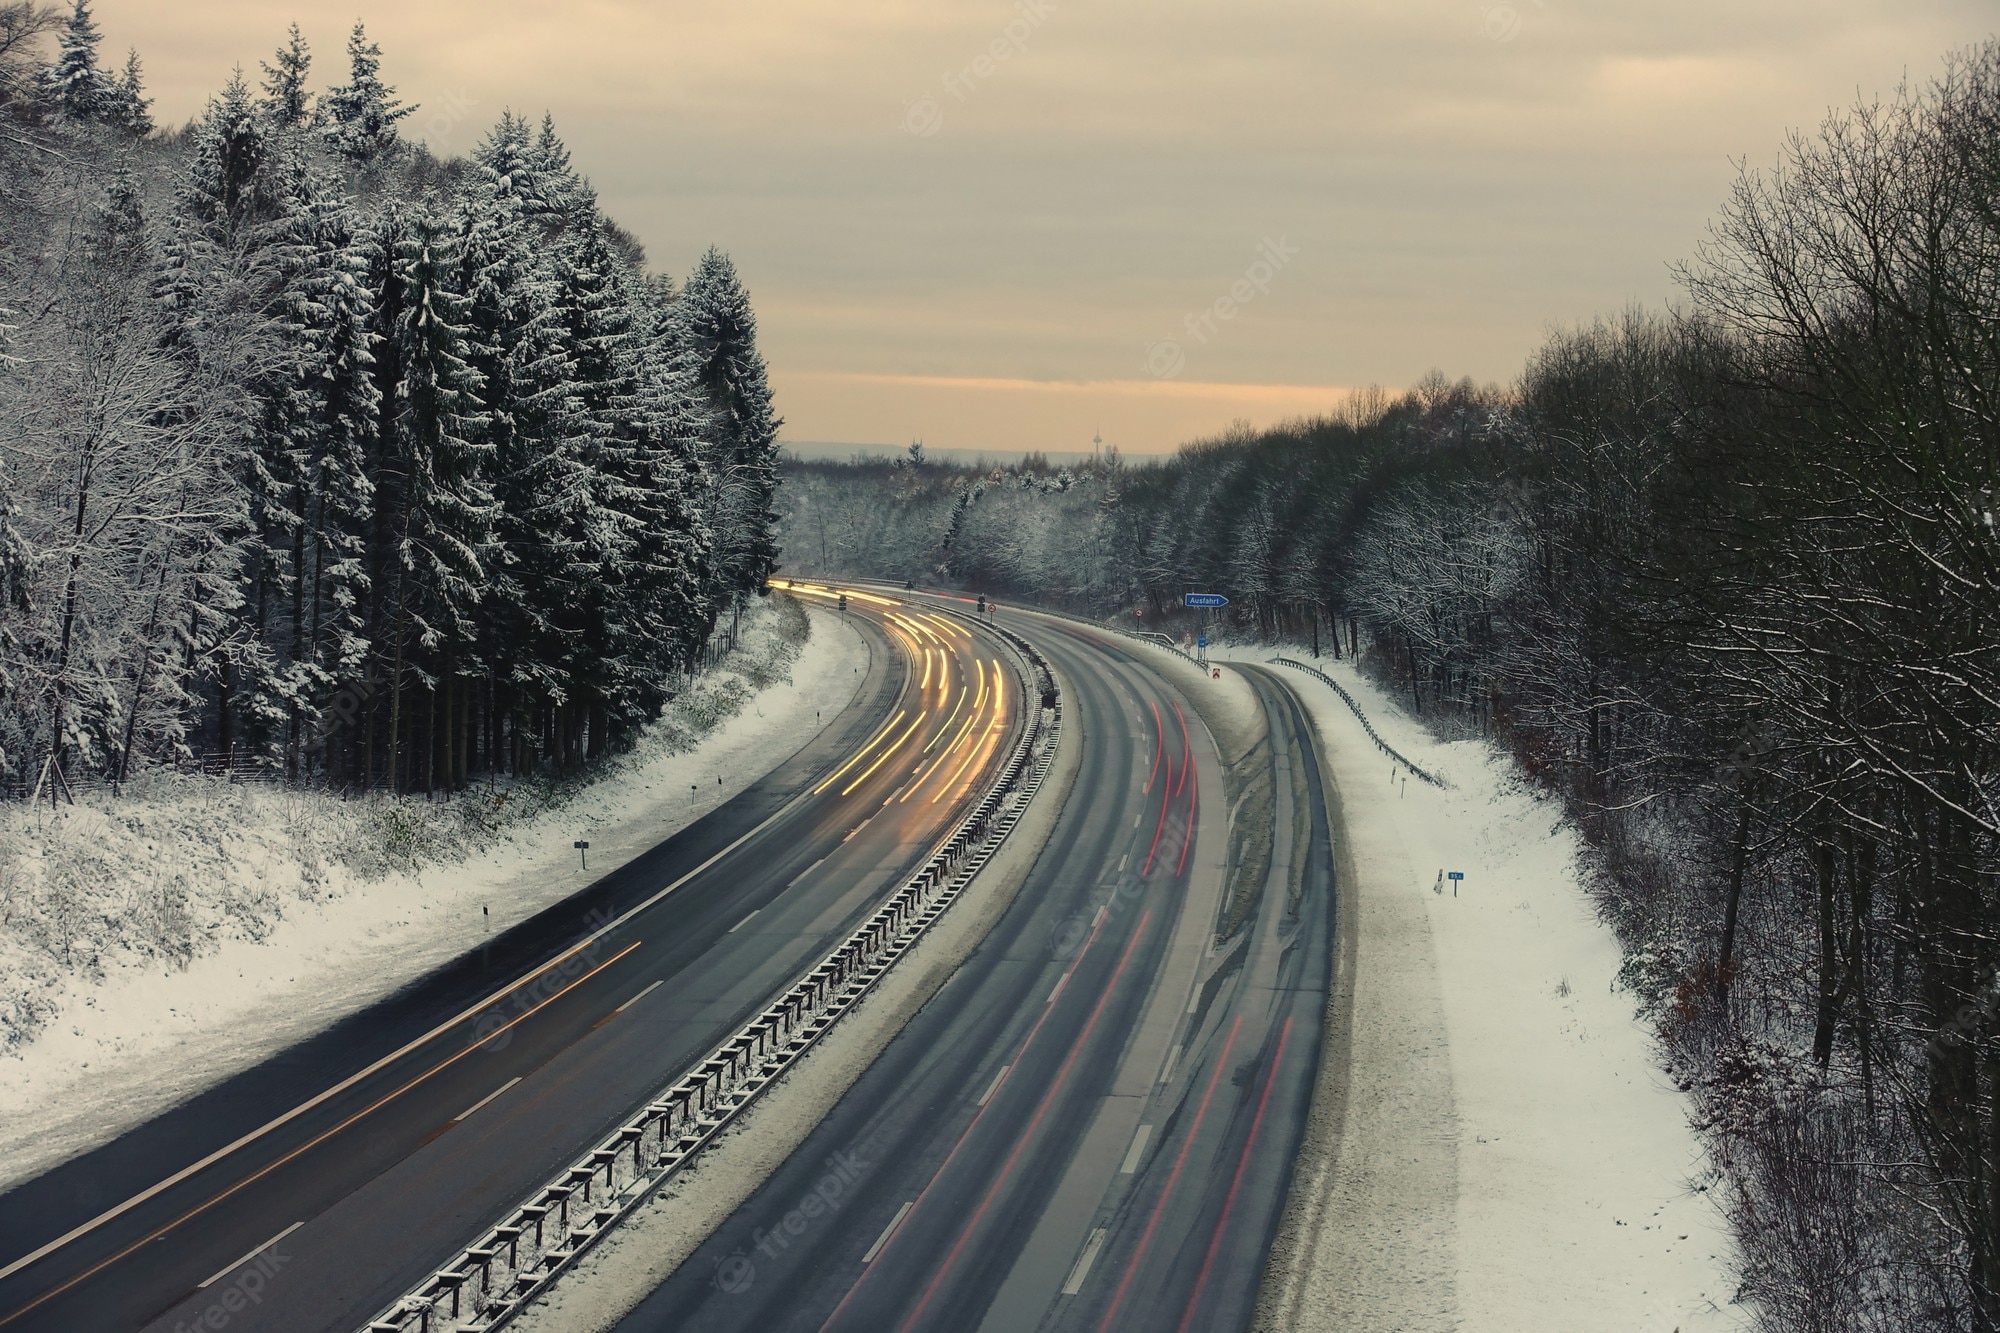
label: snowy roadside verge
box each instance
[0,600,866,1192]
[1213,645,1742,1332]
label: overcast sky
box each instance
[98,0,1993,454]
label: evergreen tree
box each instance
[39,0,114,125]
[527,112,591,227]
[372,202,494,791]
[458,132,595,768]
[682,246,782,601]
[169,70,278,240]
[109,48,149,136]
[259,23,312,130]
[262,158,379,780]
[320,22,413,164]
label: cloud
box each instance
[95,0,1999,451]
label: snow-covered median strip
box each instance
[1217,646,1742,1332]
[0,601,862,1191]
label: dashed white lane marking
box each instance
[1158,1043,1181,1085]
[976,1064,1011,1107]
[728,909,760,933]
[453,1077,522,1123]
[614,979,664,1012]
[1121,1123,1154,1174]
[1048,973,1071,1006]
[863,1201,916,1264]
[1118,854,1128,872]
[199,1221,302,1288]
[1063,1226,1109,1295]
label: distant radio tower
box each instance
[1093,429,1102,464]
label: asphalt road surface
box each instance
[0,591,1026,1333]
[611,608,1335,1333]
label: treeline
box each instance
[779,43,2000,1333]
[0,4,782,796]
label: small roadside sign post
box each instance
[575,839,591,871]
[1447,870,1464,897]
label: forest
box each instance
[778,44,2000,1333]
[0,3,781,799]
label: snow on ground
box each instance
[1206,642,1742,1332]
[0,603,867,1192]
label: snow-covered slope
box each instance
[0,603,864,1191]
[1210,645,1743,1333]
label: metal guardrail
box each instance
[357,623,1063,1333]
[1269,656,1449,789]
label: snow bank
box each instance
[0,601,865,1190]
[1213,645,1742,1332]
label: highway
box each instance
[0,591,1028,1333]
[610,609,1336,1333]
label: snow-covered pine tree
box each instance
[549,213,713,757]
[320,22,413,165]
[526,112,592,229]
[628,274,724,700]
[681,246,782,604]
[259,23,312,131]
[377,202,494,793]
[547,213,640,763]
[460,121,598,775]
[108,47,149,136]
[39,0,115,126]
[156,72,300,767]
[262,155,380,781]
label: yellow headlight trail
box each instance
[934,663,1009,804]
[925,613,972,641]
[922,684,969,756]
[813,709,907,796]
[840,710,928,796]
[888,612,946,648]
[785,584,903,609]
[902,675,985,803]
[919,647,933,692]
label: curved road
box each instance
[612,610,1336,1333]
[0,592,1026,1333]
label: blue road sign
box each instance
[1197,634,1208,648]
[1447,871,1464,882]
[1184,593,1229,608]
